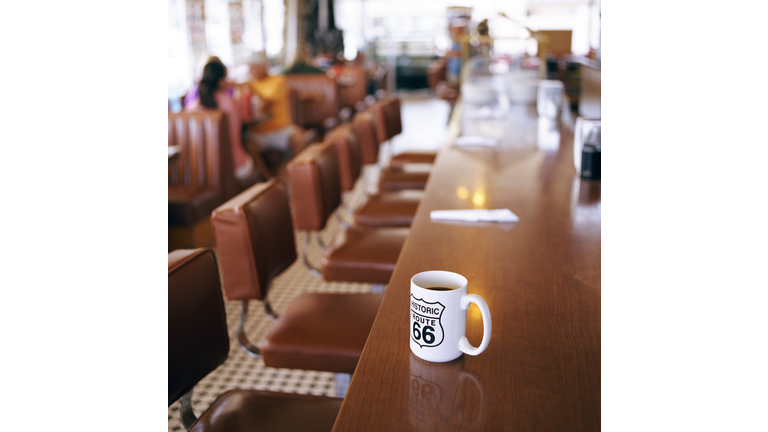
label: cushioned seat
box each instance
[378,164,431,191]
[326,124,421,227]
[211,179,384,374]
[322,226,409,283]
[353,190,423,227]
[261,292,382,373]
[287,142,408,284]
[168,247,343,432]
[388,150,437,167]
[189,390,342,432]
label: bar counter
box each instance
[332,101,601,431]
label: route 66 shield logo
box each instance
[410,295,445,348]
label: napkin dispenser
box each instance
[580,144,601,180]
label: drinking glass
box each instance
[537,80,564,119]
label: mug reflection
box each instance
[408,355,486,431]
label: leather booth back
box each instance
[337,66,368,110]
[211,179,298,301]
[168,111,237,198]
[351,110,380,165]
[286,142,342,231]
[285,75,340,128]
[325,125,361,192]
[168,248,229,406]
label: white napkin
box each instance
[430,209,519,223]
[463,106,504,119]
[454,136,500,147]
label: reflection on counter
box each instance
[537,117,561,151]
[408,355,486,431]
[570,177,601,229]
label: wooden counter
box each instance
[332,102,601,431]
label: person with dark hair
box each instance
[182,55,234,109]
[185,60,255,180]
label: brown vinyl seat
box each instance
[325,124,421,227]
[168,248,343,432]
[287,142,409,284]
[210,179,383,374]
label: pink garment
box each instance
[186,91,250,173]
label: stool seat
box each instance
[262,293,383,374]
[189,389,343,432]
[388,150,437,168]
[322,226,409,284]
[354,190,422,227]
[378,164,431,191]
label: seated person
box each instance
[183,55,235,109]
[185,60,256,181]
[245,53,306,168]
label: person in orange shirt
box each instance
[245,53,305,168]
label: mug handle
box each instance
[458,294,492,356]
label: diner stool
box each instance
[287,142,409,289]
[370,96,438,165]
[210,179,383,392]
[326,124,422,227]
[365,98,432,191]
[168,248,343,431]
[377,96,438,168]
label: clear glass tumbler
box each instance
[537,80,564,119]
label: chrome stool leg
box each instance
[180,390,197,430]
[237,299,280,357]
[334,373,351,398]
[302,232,322,276]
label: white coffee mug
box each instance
[410,271,492,362]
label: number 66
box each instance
[412,322,435,344]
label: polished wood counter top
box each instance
[333,103,601,431]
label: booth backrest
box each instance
[169,111,236,195]
[337,66,368,110]
[168,111,241,225]
[284,74,340,129]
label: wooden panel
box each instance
[332,105,601,431]
[579,62,601,119]
[539,30,573,56]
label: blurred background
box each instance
[168,0,601,111]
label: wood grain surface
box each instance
[332,104,601,431]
